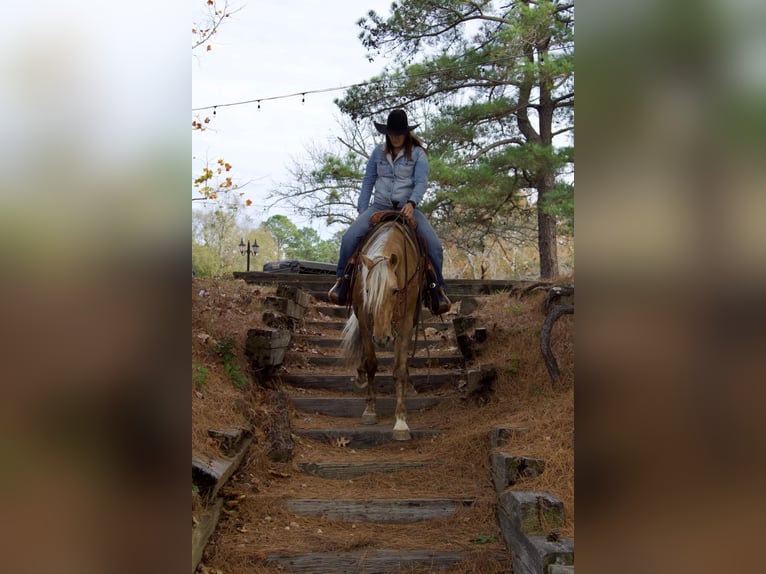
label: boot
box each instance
[328,277,346,305]
[435,287,451,315]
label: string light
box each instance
[191,56,517,112]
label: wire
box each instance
[191,56,516,112]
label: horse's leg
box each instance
[357,314,378,426]
[391,322,413,441]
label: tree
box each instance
[262,214,340,263]
[263,215,300,260]
[266,119,376,228]
[192,192,253,276]
[192,1,247,205]
[338,0,574,278]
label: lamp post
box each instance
[238,238,259,272]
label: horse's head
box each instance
[360,252,400,347]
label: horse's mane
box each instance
[360,224,395,316]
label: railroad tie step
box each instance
[298,460,435,480]
[282,372,460,393]
[293,426,443,449]
[261,549,511,574]
[296,336,436,349]
[290,396,448,418]
[295,353,465,369]
[305,320,452,332]
[286,498,474,523]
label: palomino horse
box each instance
[340,217,424,440]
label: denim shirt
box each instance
[357,143,428,212]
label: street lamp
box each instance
[238,237,259,272]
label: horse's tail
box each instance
[340,312,363,367]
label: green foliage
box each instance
[214,338,249,389]
[263,214,339,263]
[265,2,575,277]
[342,0,575,277]
[504,352,521,374]
[192,363,209,388]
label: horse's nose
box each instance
[373,335,391,348]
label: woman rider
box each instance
[328,109,450,314]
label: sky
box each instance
[192,0,398,236]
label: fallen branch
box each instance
[540,304,574,384]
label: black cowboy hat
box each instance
[374,109,420,135]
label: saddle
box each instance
[338,211,442,314]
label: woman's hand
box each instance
[401,201,415,220]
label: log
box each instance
[276,284,312,309]
[191,435,253,501]
[245,328,291,370]
[191,498,223,574]
[490,426,529,449]
[207,428,251,456]
[465,364,497,403]
[265,390,293,462]
[540,304,574,384]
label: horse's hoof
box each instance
[391,429,412,441]
[360,414,377,425]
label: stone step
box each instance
[282,372,460,394]
[286,498,474,523]
[294,426,443,449]
[293,353,465,369]
[262,549,510,573]
[291,396,449,418]
[298,460,435,480]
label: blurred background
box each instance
[1,0,764,572]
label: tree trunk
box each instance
[536,173,559,279]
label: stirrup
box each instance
[327,278,341,305]
[328,276,348,306]
[436,288,451,315]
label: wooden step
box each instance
[291,396,448,418]
[234,271,544,295]
[298,460,435,479]
[295,336,438,349]
[294,426,443,449]
[314,306,435,320]
[305,320,452,332]
[262,549,510,573]
[282,372,460,393]
[297,353,465,369]
[286,498,474,523]
[309,290,468,304]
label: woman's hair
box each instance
[384,132,427,160]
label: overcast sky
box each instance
[192,0,397,235]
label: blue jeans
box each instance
[336,204,446,289]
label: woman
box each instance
[328,109,450,314]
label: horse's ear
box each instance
[361,254,374,269]
[389,253,399,269]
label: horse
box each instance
[340,216,424,441]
